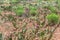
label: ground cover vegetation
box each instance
[0,0,60,40]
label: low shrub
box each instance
[14,6,24,16]
[30,10,37,16]
[46,13,59,25]
[30,6,37,16]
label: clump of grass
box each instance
[30,6,37,16]
[46,13,59,25]
[14,5,24,16]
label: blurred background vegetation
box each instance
[0,0,60,40]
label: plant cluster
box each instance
[14,5,24,16]
[46,13,59,25]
